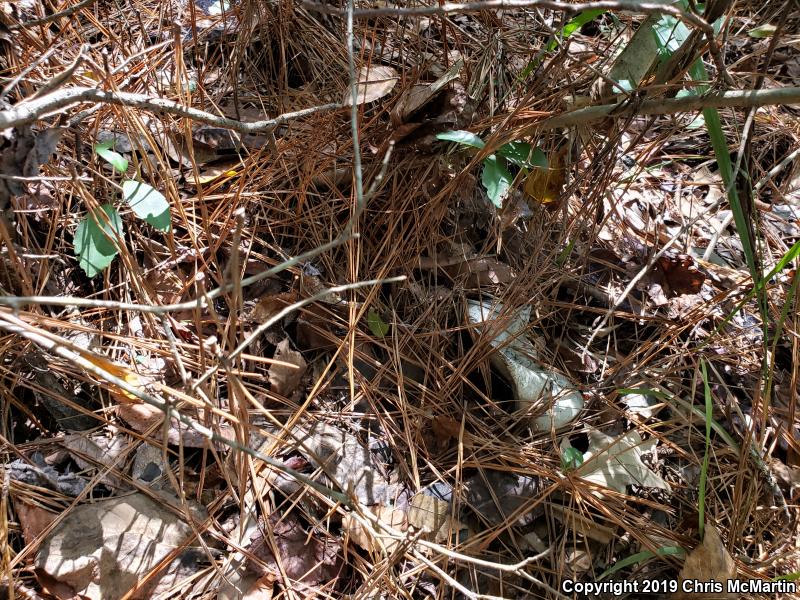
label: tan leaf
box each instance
[343,506,406,553]
[672,525,737,600]
[268,338,307,396]
[343,65,399,106]
[391,58,462,123]
[408,493,468,543]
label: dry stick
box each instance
[304,0,712,32]
[3,85,799,138]
[8,0,98,29]
[0,86,341,132]
[0,234,352,313]
[513,86,800,133]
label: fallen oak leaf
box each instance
[268,338,307,397]
[672,525,737,599]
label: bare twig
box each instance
[304,0,713,33]
[512,86,800,133]
[0,235,355,313]
[0,86,340,132]
[8,0,98,30]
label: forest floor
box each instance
[1,0,800,598]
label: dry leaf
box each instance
[245,512,343,587]
[268,338,307,396]
[391,58,462,123]
[566,428,671,495]
[186,159,241,186]
[14,500,57,544]
[408,493,467,543]
[343,65,399,106]
[343,506,406,553]
[672,525,737,599]
[35,493,205,600]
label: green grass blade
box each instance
[699,360,713,538]
[598,546,684,580]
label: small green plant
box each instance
[74,141,172,277]
[560,445,584,471]
[367,309,390,338]
[436,130,547,208]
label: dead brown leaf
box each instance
[14,500,57,544]
[246,512,343,587]
[268,338,307,397]
[672,525,737,600]
[343,65,399,106]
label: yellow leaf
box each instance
[523,143,569,207]
[82,353,145,404]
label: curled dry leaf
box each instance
[343,65,399,106]
[672,525,737,600]
[268,338,307,397]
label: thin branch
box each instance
[0,86,341,132]
[0,234,355,313]
[513,86,800,133]
[303,0,713,33]
[8,0,98,30]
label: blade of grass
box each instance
[598,546,684,580]
[699,360,713,538]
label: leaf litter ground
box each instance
[1,0,799,598]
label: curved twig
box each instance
[0,86,341,132]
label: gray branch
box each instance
[0,86,341,132]
[525,86,800,132]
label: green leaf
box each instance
[122,180,171,232]
[748,24,777,38]
[497,142,548,169]
[95,141,129,174]
[546,9,605,52]
[481,155,513,208]
[598,547,685,580]
[367,310,390,338]
[652,15,690,60]
[436,130,485,149]
[561,446,584,471]
[73,204,123,277]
